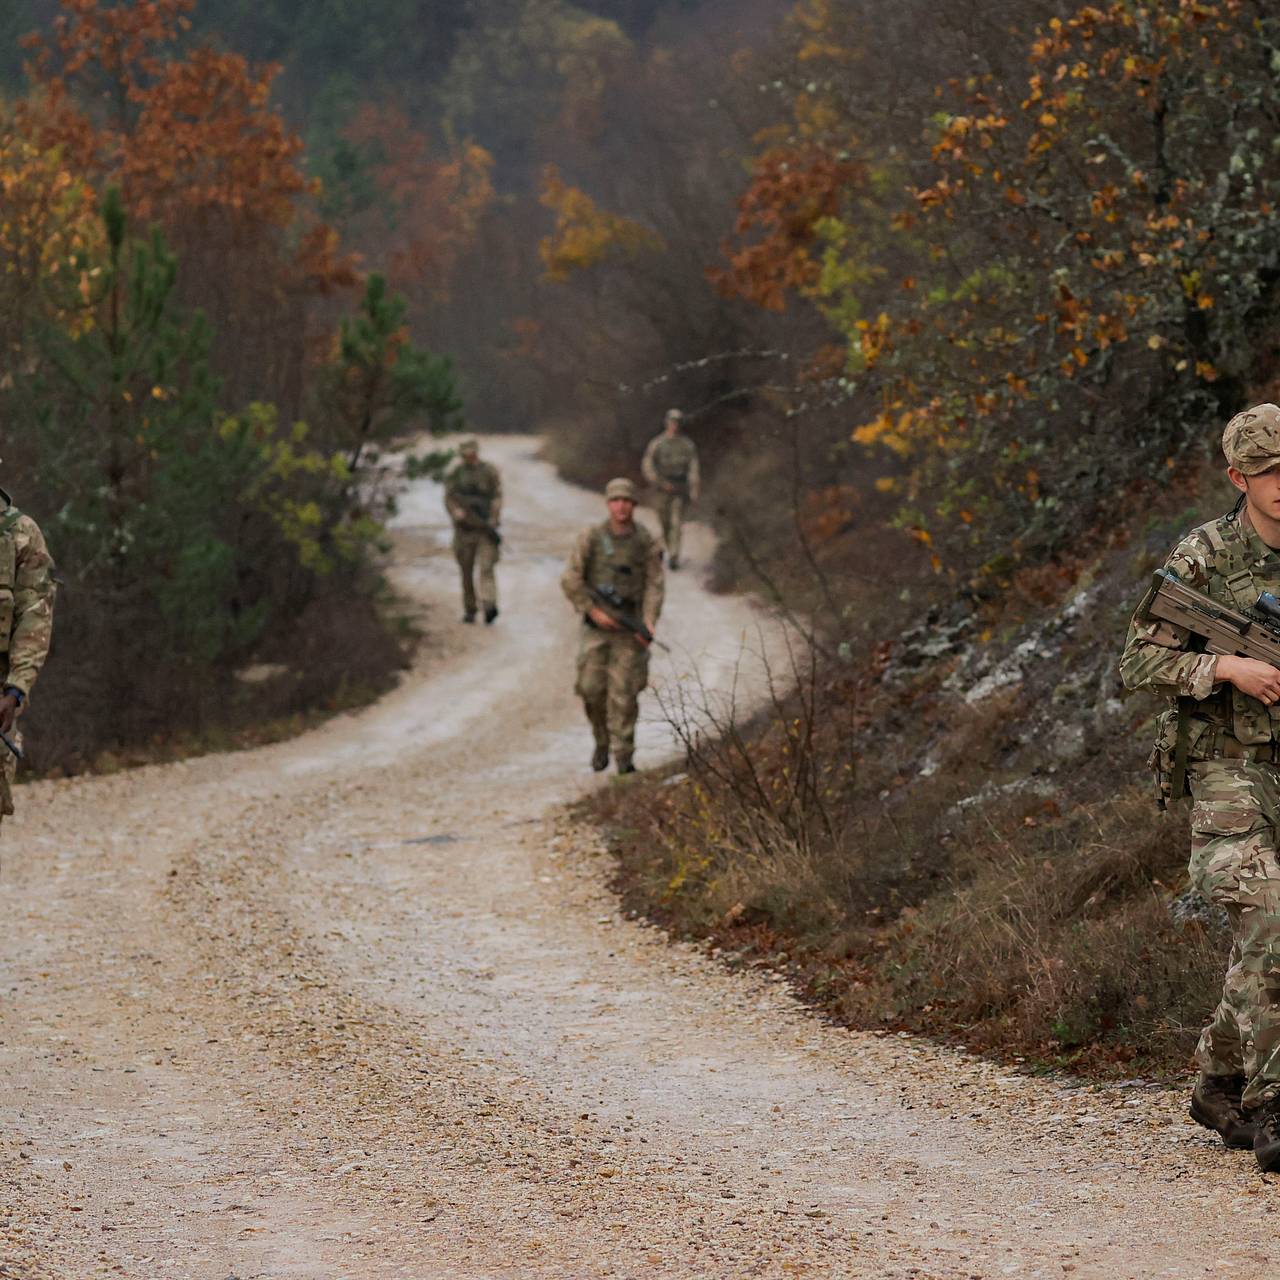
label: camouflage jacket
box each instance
[444,460,502,526]
[561,521,664,631]
[641,433,700,493]
[1120,508,1280,753]
[0,498,55,699]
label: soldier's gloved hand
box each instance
[0,693,19,735]
[588,606,622,631]
[1218,654,1280,705]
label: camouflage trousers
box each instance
[1188,758,1280,1107]
[453,529,499,615]
[574,625,650,764]
[652,490,687,562]
[0,726,17,822]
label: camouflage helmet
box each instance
[458,436,479,454]
[605,477,637,501]
[1223,404,1280,475]
[664,408,683,425]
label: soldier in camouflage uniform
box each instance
[1121,403,1280,1171]
[561,477,664,775]
[0,475,55,824]
[641,408,699,570]
[444,438,502,624]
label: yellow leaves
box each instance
[908,525,932,547]
[538,164,664,282]
[1195,359,1219,382]
[1089,183,1118,216]
[874,476,898,493]
[1196,292,1215,310]
[851,406,914,458]
[855,311,893,365]
[1147,334,1164,350]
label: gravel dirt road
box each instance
[2,437,1275,1279]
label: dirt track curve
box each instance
[1,437,1274,1280]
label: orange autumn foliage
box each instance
[341,104,494,301]
[20,0,354,293]
[711,148,862,311]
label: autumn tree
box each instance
[714,0,1280,577]
[319,103,494,304]
[0,108,101,379]
[20,0,356,418]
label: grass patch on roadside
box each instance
[581,511,1230,1081]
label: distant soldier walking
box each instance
[641,408,699,570]
[561,478,664,774]
[1121,403,1280,1172]
[0,469,55,824]
[444,437,502,624]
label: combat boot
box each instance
[616,758,636,775]
[591,745,609,772]
[462,610,476,624]
[484,605,499,625]
[1190,1074,1256,1150]
[1254,1097,1280,1171]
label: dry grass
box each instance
[587,547,1228,1078]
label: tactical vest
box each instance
[583,522,652,607]
[1182,513,1280,746]
[449,463,498,520]
[651,436,695,484]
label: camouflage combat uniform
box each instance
[444,456,502,619]
[561,519,664,768]
[1121,508,1280,1108]
[0,495,55,820]
[641,431,699,565]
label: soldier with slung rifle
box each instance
[444,437,502,625]
[1121,403,1280,1170]
[561,478,664,775]
[641,408,699,571]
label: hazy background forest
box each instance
[6,0,1280,1073]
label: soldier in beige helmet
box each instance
[1121,403,1280,1171]
[641,408,700,570]
[0,462,55,824]
[561,478,664,774]
[443,437,502,624]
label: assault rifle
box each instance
[1138,567,1280,666]
[1139,567,1280,802]
[457,501,501,547]
[588,584,669,651]
[0,730,20,761]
